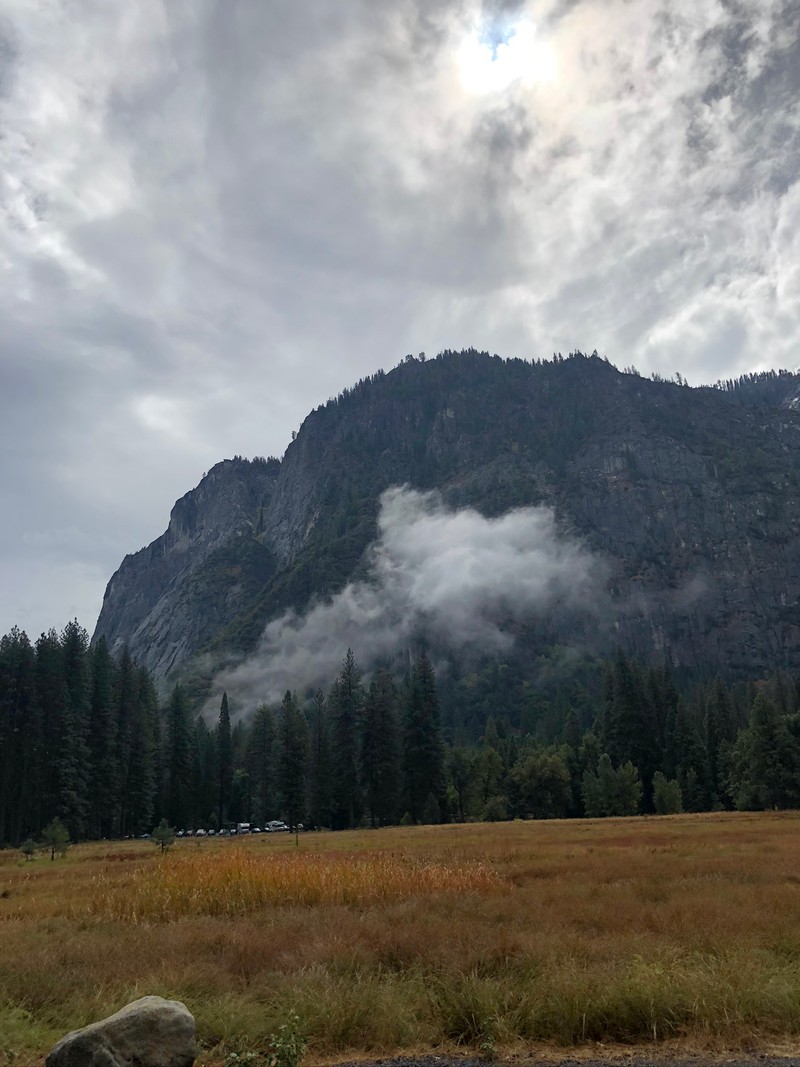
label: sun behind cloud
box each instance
[457,17,557,95]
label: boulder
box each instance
[46,995,196,1067]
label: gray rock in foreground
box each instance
[45,995,196,1067]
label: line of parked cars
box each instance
[175,821,296,838]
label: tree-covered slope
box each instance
[93,351,800,688]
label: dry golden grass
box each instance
[94,848,501,919]
[3,813,800,1064]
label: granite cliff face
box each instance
[95,457,279,682]
[93,352,800,688]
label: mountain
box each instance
[93,351,800,691]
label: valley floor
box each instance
[2,813,800,1065]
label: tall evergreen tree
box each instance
[403,650,446,823]
[217,691,233,825]
[88,638,118,838]
[245,703,276,825]
[0,628,36,845]
[704,677,735,807]
[307,690,333,828]
[728,692,800,810]
[582,752,642,816]
[277,691,309,831]
[665,698,706,811]
[32,629,64,831]
[602,649,658,810]
[330,649,364,829]
[113,648,137,836]
[165,684,192,827]
[448,747,478,822]
[57,621,92,838]
[361,669,401,827]
[190,715,216,828]
[127,666,158,834]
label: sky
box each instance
[1,0,799,641]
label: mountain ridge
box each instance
[93,351,800,691]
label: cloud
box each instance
[209,486,604,711]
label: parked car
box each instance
[195,829,206,837]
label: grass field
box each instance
[3,812,800,1064]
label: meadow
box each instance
[3,812,800,1064]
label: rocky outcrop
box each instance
[45,995,195,1067]
[93,353,800,686]
[94,457,278,682]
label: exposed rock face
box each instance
[94,457,278,682]
[93,353,800,686]
[45,995,195,1067]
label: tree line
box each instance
[3,624,800,847]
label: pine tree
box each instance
[0,628,36,845]
[582,753,642,816]
[113,648,137,835]
[667,699,707,811]
[562,708,581,752]
[704,677,734,807]
[277,691,309,832]
[616,760,643,815]
[126,666,158,834]
[229,768,252,823]
[57,621,92,839]
[448,747,478,823]
[151,818,175,853]
[307,690,332,829]
[217,692,233,825]
[165,685,192,827]
[41,816,70,860]
[361,669,401,827]
[602,649,658,810]
[652,771,683,814]
[190,716,215,828]
[729,692,800,810]
[403,650,446,823]
[330,649,364,829]
[87,638,118,838]
[246,704,276,825]
[32,629,64,831]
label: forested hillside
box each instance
[94,351,800,695]
[9,354,800,847]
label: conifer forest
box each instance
[2,620,798,847]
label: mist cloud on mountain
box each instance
[209,485,604,711]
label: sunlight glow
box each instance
[458,18,557,95]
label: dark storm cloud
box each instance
[1,0,799,636]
